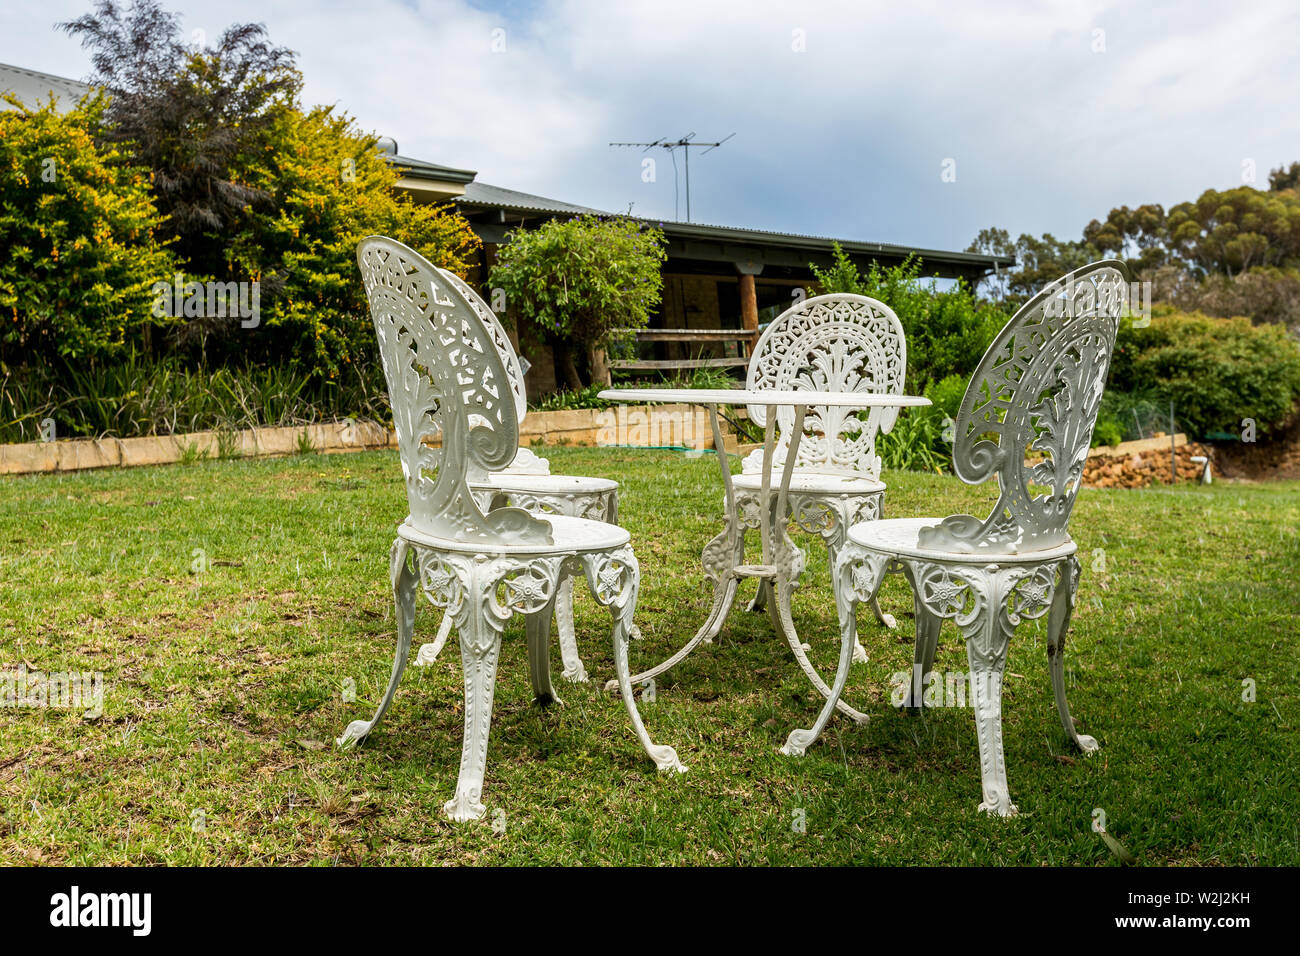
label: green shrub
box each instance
[0,94,177,364]
[925,373,967,421]
[490,215,666,389]
[878,405,951,474]
[811,247,1008,392]
[1093,418,1125,448]
[1110,306,1300,438]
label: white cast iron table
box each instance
[596,387,930,727]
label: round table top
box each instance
[598,387,931,408]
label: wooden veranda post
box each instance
[736,260,762,351]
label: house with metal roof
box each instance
[387,141,1014,390]
[2,60,1014,394]
[0,62,91,110]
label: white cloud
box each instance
[4,0,1298,251]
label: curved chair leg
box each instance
[747,577,770,614]
[444,578,506,823]
[960,570,1017,817]
[867,595,897,631]
[338,539,417,747]
[824,535,872,663]
[554,575,588,683]
[587,548,685,774]
[900,563,942,709]
[413,612,454,667]
[527,593,562,707]
[1047,556,1098,753]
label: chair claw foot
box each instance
[336,720,371,749]
[561,664,589,684]
[443,795,487,822]
[650,745,687,773]
[978,799,1019,817]
[879,612,897,629]
[1075,734,1100,753]
[852,642,869,664]
[780,729,814,757]
[413,642,441,667]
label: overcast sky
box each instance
[4,0,1298,253]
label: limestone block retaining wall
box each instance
[0,404,734,476]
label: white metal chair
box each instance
[411,267,619,683]
[788,260,1132,817]
[337,237,683,822]
[734,294,907,661]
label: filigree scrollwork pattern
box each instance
[583,547,638,611]
[733,489,882,555]
[919,260,1133,555]
[495,557,567,617]
[435,266,527,425]
[493,490,616,522]
[744,294,907,479]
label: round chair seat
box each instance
[474,473,618,496]
[399,514,630,555]
[732,471,886,496]
[847,517,1077,563]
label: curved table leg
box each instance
[769,576,868,723]
[780,569,861,755]
[605,551,740,692]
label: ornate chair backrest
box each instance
[745,293,907,478]
[431,267,545,479]
[357,236,552,546]
[434,267,528,424]
[918,259,1132,555]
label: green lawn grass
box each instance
[1,446,1297,865]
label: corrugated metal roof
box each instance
[647,218,1016,266]
[459,182,1014,267]
[0,62,91,110]
[391,154,477,184]
[459,180,608,215]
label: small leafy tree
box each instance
[489,215,665,388]
[809,241,868,294]
[60,0,299,277]
[0,94,176,364]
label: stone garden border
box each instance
[0,404,735,475]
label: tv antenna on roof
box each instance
[609,132,734,222]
